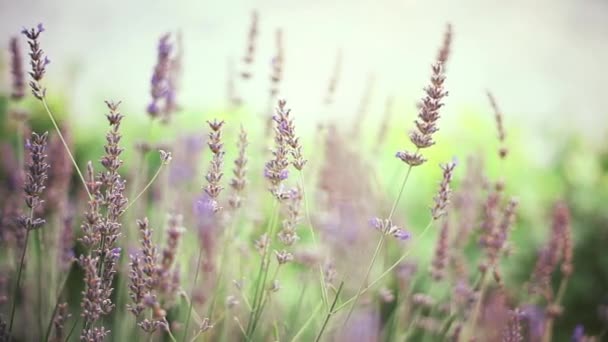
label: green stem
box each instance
[250,265,281,336]
[341,162,414,326]
[182,247,205,342]
[298,171,329,309]
[122,160,166,215]
[41,97,91,200]
[246,201,279,336]
[34,230,44,338]
[8,229,31,336]
[333,219,433,313]
[342,233,386,327]
[291,302,323,342]
[315,281,344,342]
[64,317,80,342]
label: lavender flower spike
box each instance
[21,23,50,99]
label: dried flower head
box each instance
[270,29,284,97]
[52,303,71,342]
[431,220,450,281]
[275,250,294,265]
[487,91,508,159]
[324,50,342,105]
[21,23,49,99]
[229,126,249,209]
[241,10,259,79]
[203,119,225,204]
[9,36,26,100]
[431,161,457,220]
[369,217,411,240]
[437,23,453,65]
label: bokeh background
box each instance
[1,0,608,341]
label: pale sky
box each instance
[1,0,607,140]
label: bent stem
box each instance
[342,164,415,326]
[298,171,329,308]
[245,201,279,337]
[247,200,279,339]
[291,302,323,342]
[315,281,344,342]
[122,159,166,215]
[333,219,433,313]
[41,97,91,200]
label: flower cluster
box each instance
[369,217,410,240]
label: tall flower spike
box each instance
[147,33,173,119]
[265,101,291,191]
[436,23,453,65]
[487,91,508,159]
[241,10,259,79]
[18,131,49,231]
[9,37,26,101]
[431,161,457,220]
[430,220,450,281]
[204,119,225,205]
[272,99,307,171]
[21,23,50,99]
[229,126,249,209]
[396,55,448,166]
[270,29,284,97]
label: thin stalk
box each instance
[341,234,386,327]
[286,281,309,339]
[64,317,80,342]
[41,97,91,200]
[34,229,44,337]
[298,171,329,308]
[341,162,415,326]
[333,219,433,313]
[44,274,70,342]
[462,271,489,341]
[182,247,205,342]
[291,302,323,342]
[250,265,281,336]
[8,229,31,335]
[315,281,344,342]
[245,201,279,336]
[122,161,166,215]
[208,211,240,320]
[541,277,570,342]
[16,120,24,179]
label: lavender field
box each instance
[0,6,608,342]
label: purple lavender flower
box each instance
[571,325,584,342]
[369,217,410,241]
[392,229,411,240]
[9,36,25,100]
